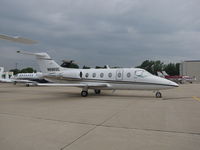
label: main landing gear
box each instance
[155,91,162,98]
[81,89,101,97]
[81,91,88,97]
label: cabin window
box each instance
[117,72,122,78]
[135,70,151,77]
[85,73,89,78]
[100,73,104,78]
[127,72,131,78]
[108,73,112,78]
[92,73,96,78]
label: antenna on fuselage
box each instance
[106,65,110,69]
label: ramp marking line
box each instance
[192,96,200,102]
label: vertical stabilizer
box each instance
[162,71,169,76]
[157,71,164,78]
[17,51,65,73]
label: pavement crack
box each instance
[102,124,200,136]
[59,126,96,150]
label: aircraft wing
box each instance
[0,79,13,83]
[35,83,110,88]
[13,79,37,83]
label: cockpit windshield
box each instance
[135,70,152,77]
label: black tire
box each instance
[156,92,162,98]
[94,89,101,94]
[81,91,88,97]
[26,83,30,87]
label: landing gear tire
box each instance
[81,91,88,97]
[155,92,162,98]
[94,89,101,94]
[26,83,30,87]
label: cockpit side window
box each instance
[135,70,151,77]
[142,70,151,77]
[135,70,143,77]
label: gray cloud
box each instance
[0,0,200,71]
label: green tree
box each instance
[67,63,79,68]
[95,66,107,69]
[9,69,20,75]
[83,65,91,69]
[164,63,180,76]
[20,67,36,73]
[136,60,164,75]
[137,60,180,75]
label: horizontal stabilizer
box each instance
[17,51,47,57]
[0,34,37,44]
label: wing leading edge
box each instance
[35,83,110,88]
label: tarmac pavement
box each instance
[0,83,200,150]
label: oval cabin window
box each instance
[108,73,112,78]
[92,73,96,78]
[85,73,89,78]
[100,73,104,78]
[118,73,122,78]
[127,72,131,78]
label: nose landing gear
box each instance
[81,91,88,97]
[155,91,162,98]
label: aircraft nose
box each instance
[169,80,179,87]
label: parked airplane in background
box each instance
[11,72,49,85]
[0,67,48,85]
[17,51,179,98]
[0,67,13,83]
[157,71,195,84]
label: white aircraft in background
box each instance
[0,67,13,83]
[11,72,49,85]
[17,51,179,98]
[0,67,48,85]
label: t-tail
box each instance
[17,51,64,73]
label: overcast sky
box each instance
[0,0,200,71]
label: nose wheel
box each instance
[155,91,162,98]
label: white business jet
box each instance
[17,51,178,98]
[11,72,49,85]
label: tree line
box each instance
[10,67,36,75]
[136,60,180,75]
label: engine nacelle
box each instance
[61,70,81,80]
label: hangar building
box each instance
[179,60,200,82]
